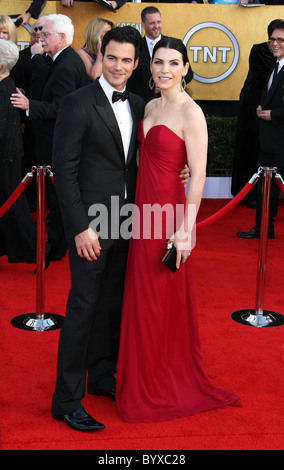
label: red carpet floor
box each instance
[0,199,283,451]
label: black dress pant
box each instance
[52,227,129,415]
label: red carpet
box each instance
[0,199,283,450]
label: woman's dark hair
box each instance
[101,26,141,61]
[152,36,189,66]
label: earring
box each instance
[149,76,155,91]
[180,76,186,92]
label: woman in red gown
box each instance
[116,37,240,423]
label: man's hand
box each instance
[256,105,272,121]
[74,228,101,261]
[16,13,31,25]
[10,88,29,111]
[180,164,190,187]
[31,42,44,54]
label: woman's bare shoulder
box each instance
[144,98,160,117]
[182,97,206,125]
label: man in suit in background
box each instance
[237,20,284,239]
[50,26,144,432]
[11,14,87,265]
[127,6,193,102]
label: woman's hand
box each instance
[180,164,190,187]
[169,229,192,270]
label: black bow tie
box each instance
[112,90,129,103]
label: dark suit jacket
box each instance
[128,35,194,103]
[28,46,87,164]
[259,63,284,154]
[26,0,47,19]
[52,79,145,240]
[240,42,275,106]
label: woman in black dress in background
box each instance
[0,39,36,263]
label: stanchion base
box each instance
[11,313,64,332]
[231,309,284,328]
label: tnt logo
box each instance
[183,22,239,84]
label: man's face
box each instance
[142,13,162,40]
[102,40,138,90]
[40,21,65,57]
[269,28,284,60]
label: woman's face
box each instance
[151,47,188,91]
[0,28,9,40]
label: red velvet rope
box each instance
[0,171,262,229]
[0,175,33,218]
[196,180,258,230]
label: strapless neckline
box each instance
[141,121,185,143]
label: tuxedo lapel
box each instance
[91,81,125,159]
[263,64,284,105]
[126,93,141,163]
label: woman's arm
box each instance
[171,102,207,268]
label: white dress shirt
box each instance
[145,35,162,58]
[99,74,133,198]
[99,74,132,162]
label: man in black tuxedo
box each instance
[231,19,280,199]
[11,14,87,264]
[127,6,193,103]
[237,20,284,239]
[50,26,144,432]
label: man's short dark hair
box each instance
[101,26,141,61]
[141,7,161,23]
[269,19,284,36]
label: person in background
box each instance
[0,39,36,264]
[17,0,127,25]
[231,19,281,203]
[237,20,284,239]
[77,17,116,82]
[127,6,193,103]
[0,15,17,44]
[10,14,87,268]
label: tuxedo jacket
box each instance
[26,0,47,19]
[52,79,145,240]
[28,46,87,164]
[128,35,194,103]
[259,63,284,153]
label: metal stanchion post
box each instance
[231,167,284,328]
[11,166,64,332]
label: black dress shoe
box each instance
[89,387,116,402]
[237,226,275,239]
[52,407,105,432]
